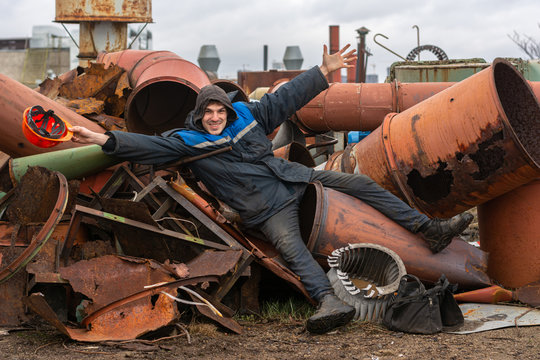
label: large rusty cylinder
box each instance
[97,50,211,134]
[299,182,490,289]
[0,74,105,157]
[341,59,540,218]
[478,178,540,288]
[294,80,540,133]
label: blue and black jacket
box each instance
[103,66,329,227]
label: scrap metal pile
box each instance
[0,50,539,341]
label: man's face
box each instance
[202,102,227,135]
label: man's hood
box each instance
[185,85,238,132]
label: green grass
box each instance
[236,297,315,323]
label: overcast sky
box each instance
[2,0,540,82]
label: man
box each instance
[71,44,473,334]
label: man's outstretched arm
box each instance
[248,44,357,134]
[70,126,196,165]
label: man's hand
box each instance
[70,126,110,146]
[319,44,357,77]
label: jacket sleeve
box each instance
[244,66,329,135]
[102,130,199,165]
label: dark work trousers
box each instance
[259,170,430,302]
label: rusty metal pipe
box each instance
[345,59,540,218]
[299,182,490,289]
[211,79,249,103]
[295,80,540,133]
[273,142,315,167]
[97,50,211,134]
[478,178,540,288]
[0,74,105,157]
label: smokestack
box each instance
[329,25,341,82]
[263,45,268,71]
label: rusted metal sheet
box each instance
[59,63,124,100]
[79,274,216,330]
[0,170,68,283]
[25,225,67,274]
[299,182,490,289]
[98,197,176,262]
[516,281,540,307]
[0,223,28,247]
[211,79,249,103]
[0,74,106,157]
[60,97,105,115]
[478,178,540,288]
[24,276,218,342]
[59,255,178,314]
[78,169,115,195]
[102,71,131,118]
[36,78,63,99]
[36,69,78,99]
[0,247,29,325]
[237,70,304,96]
[55,0,152,23]
[348,59,540,218]
[186,250,243,278]
[97,50,211,134]
[24,291,173,342]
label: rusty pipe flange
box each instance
[327,243,406,322]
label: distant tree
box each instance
[508,24,540,59]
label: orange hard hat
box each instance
[22,105,72,148]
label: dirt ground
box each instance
[1,319,539,360]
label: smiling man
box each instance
[201,102,228,134]
[71,44,472,334]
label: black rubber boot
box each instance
[306,294,355,334]
[419,213,474,253]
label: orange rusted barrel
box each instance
[349,59,540,218]
[477,178,540,288]
[294,81,540,133]
[97,50,211,134]
[0,74,105,157]
[298,182,490,288]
